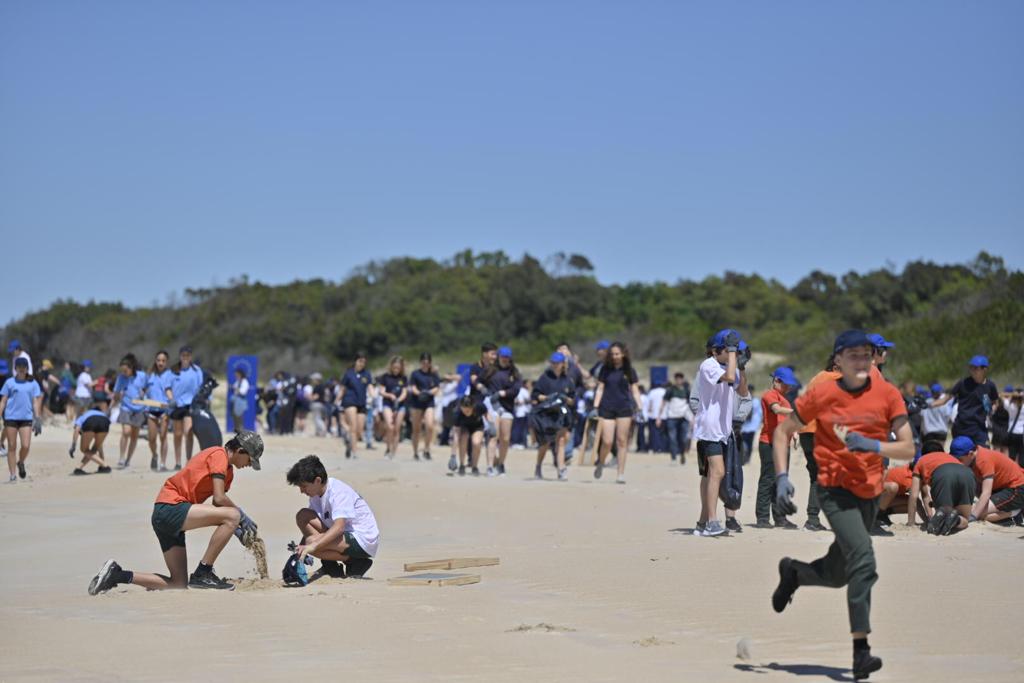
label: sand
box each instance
[2,425,1022,682]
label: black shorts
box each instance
[147,408,165,419]
[990,485,1024,512]
[342,404,367,414]
[697,440,725,477]
[169,406,191,421]
[410,399,435,410]
[343,531,371,560]
[929,463,976,508]
[82,416,110,433]
[598,406,633,420]
[3,419,32,429]
[151,502,191,552]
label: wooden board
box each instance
[403,557,500,572]
[135,398,167,408]
[388,572,480,587]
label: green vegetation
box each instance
[4,250,1022,385]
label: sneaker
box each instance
[775,519,799,530]
[5,475,16,484]
[486,466,497,477]
[772,557,799,613]
[725,517,742,533]
[926,508,949,535]
[852,648,883,680]
[423,451,432,461]
[188,568,234,590]
[870,522,894,537]
[498,463,506,476]
[17,462,26,479]
[534,464,543,480]
[385,450,394,460]
[116,460,127,469]
[1013,510,1024,527]
[413,452,420,461]
[702,520,727,537]
[159,465,169,472]
[471,467,481,477]
[804,519,827,532]
[73,468,87,476]
[174,465,181,471]
[97,466,112,474]
[0,446,6,458]
[693,521,706,536]
[321,560,346,579]
[876,511,894,527]
[754,519,774,529]
[616,475,626,485]
[88,559,122,596]
[150,455,158,471]
[458,465,466,476]
[344,557,373,578]
[939,510,962,536]
[594,461,604,480]
[448,454,458,472]
[557,468,568,481]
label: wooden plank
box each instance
[388,572,481,587]
[403,557,500,572]
[135,398,167,408]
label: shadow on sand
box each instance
[734,662,853,681]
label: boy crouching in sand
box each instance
[87,432,264,594]
[288,455,379,578]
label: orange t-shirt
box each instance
[884,464,913,495]
[794,376,907,499]
[912,452,960,485]
[971,447,1024,491]
[155,446,234,505]
[798,370,842,434]
[759,388,791,444]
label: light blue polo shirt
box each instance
[1,377,42,421]
[114,372,147,413]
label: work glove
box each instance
[737,345,752,370]
[723,331,741,353]
[234,509,258,547]
[32,417,42,436]
[775,472,798,516]
[69,442,77,458]
[166,398,177,409]
[844,430,881,453]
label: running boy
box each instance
[287,454,379,578]
[771,330,914,680]
[87,431,264,594]
[950,436,1024,523]
[0,357,43,482]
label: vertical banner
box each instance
[227,355,259,432]
[455,363,472,396]
[650,365,668,388]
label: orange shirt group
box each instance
[155,446,235,505]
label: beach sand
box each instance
[2,426,1022,681]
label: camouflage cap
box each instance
[234,430,264,470]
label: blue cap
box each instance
[738,340,749,352]
[1005,384,1015,393]
[930,383,943,393]
[833,329,872,353]
[867,333,894,349]
[549,352,566,363]
[7,340,20,353]
[710,328,742,349]
[915,384,928,396]
[968,355,989,368]
[950,436,976,456]
[0,360,7,374]
[14,357,28,368]
[498,346,513,358]
[595,340,610,351]
[82,359,93,367]
[772,366,800,387]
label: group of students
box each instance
[87,432,380,594]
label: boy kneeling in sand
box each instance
[288,455,379,578]
[87,431,264,594]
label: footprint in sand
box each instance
[507,623,576,633]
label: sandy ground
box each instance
[2,425,1022,682]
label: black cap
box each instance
[179,345,193,354]
[833,329,872,354]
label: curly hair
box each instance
[286,455,328,486]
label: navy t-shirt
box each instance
[469,363,490,397]
[532,369,576,404]
[951,376,999,439]
[341,369,373,408]
[598,365,639,412]
[377,373,408,408]
[485,366,522,413]
[410,369,441,408]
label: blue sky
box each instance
[2,1,1022,324]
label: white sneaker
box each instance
[557,468,568,481]
[0,446,7,457]
[702,520,727,537]
[486,466,497,477]
[615,475,626,485]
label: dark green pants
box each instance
[799,433,822,522]
[756,442,784,522]
[789,487,879,634]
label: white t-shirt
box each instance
[75,371,94,398]
[236,378,250,397]
[922,398,953,434]
[308,478,380,557]
[693,357,736,443]
[647,386,665,420]
[514,387,531,418]
[1004,398,1024,436]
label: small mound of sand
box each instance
[232,578,280,592]
[507,623,575,633]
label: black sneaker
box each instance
[413,452,420,461]
[1014,510,1024,527]
[150,455,158,471]
[423,451,432,461]
[804,519,827,532]
[458,465,466,476]
[754,520,774,529]
[88,559,122,595]
[471,466,481,476]
[97,466,112,474]
[772,557,799,613]
[17,462,26,479]
[775,519,799,530]
[869,522,894,537]
[876,511,894,527]
[321,560,346,578]
[498,463,506,476]
[725,518,743,533]
[926,508,948,535]
[188,568,234,590]
[345,558,373,577]
[852,648,883,680]
[345,443,352,459]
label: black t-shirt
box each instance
[484,366,522,412]
[532,369,576,404]
[469,363,490,397]
[454,402,488,431]
[377,373,408,407]
[410,369,441,407]
[951,377,998,438]
[598,364,639,412]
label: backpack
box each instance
[282,552,311,587]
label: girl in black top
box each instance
[593,342,642,484]
[409,353,441,461]
[454,396,487,476]
[377,356,408,459]
[483,347,522,476]
[531,352,576,481]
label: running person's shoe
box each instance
[534,464,543,480]
[471,467,481,476]
[702,520,727,536]
[6,475,16,483]
[97,466,112,474]
[852,648,882,680]
[775,519,799,530]
[593,461,603,479]
[423,451,432,461]
[557,468,568,481]
[458,465,466,476]
[725,517,742,533]
[693,521,706,536]
[73,468,87,475]
[88,559,122,595]
[116,460,127,469]
[413,452,420,461]
[150,454,158,471]
[448,454,458,472]
[486,466,497,477]
[869,521,894,537]
[772,557,799,612]
[17,462,26,479]
[754,520,774,529]
[188,567,234,590]
[498,463,506,476]
[616,475,626,485]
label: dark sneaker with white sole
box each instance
[345,558,373,577]
[88,559,122,595]
[725,518,743,533]
[321,561,346,578]
[772,557,799,613]
[188,568,234,590]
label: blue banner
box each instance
[650,365,668,388]
[227,355,259,432]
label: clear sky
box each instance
[2,1,1022,324]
